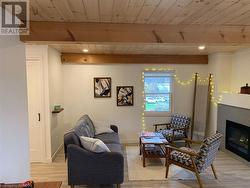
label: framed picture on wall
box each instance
[117,86,134,106]
[94,77,111,98]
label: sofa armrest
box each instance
[110,124,118,133]
[64,131,81,160]
[67,144,124,185]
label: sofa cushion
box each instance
[79,115,95,137]
[74,115,95,138]
[93,120,114,135]
[106,143,123,155]
[95,132,120,144]
[79,136,110,153]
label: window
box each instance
[144,71,173,115]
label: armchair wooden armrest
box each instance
[165,145,200,157]
[183,138,202,144]
[153,123,171,131]
[183,138,202,148]
[172,127,188,131]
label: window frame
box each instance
[143,71,174,117]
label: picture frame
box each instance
[116,86,134,106]
[94,77,112,98]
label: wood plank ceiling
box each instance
[28,0,250,55]
[30,0,250,25]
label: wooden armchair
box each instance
[165,132,223,188]
[153,114,191,142]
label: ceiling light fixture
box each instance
[82,49,89,53]
[198,45,206,50]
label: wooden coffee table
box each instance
[139,132,168,167]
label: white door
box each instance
[26,58,45,162]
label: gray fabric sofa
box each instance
[64,115,124,188]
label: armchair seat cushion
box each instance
[180,147,198,154]
[95,132,120,144]
[170,147,196,167]
[159,129,184,140]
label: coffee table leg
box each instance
[143,143,146,167]
[139,137,141,155]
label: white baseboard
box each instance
[52,143,63,162]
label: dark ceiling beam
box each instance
[61,53,208,64]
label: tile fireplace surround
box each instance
[217,94,250,162]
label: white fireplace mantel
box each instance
[220,93,250,110]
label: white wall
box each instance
[25,46,250,146]
[63,64,208,143]
[208,53,232,136]
[0,35,30,182]
[231,48,250,91]
[48,47,65,156]
[208,48,250,136]
[26,46,250,147]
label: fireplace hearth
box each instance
[226,120,250,161]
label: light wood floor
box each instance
[31,146,250,188]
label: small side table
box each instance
[139,132,168,167]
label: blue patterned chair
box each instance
[153,114,191,142]
[165,132,223,188]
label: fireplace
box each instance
[226,120,250,161]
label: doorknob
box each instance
[38,113,41,122]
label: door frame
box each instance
[26,45,52,162]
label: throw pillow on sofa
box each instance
[93,120,114,135]
[79,136,111,153]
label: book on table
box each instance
[141,136,163,144]
[141,131,157,137]
[145,144,162,152]
[145,144,155,150]
[140,131,165,139]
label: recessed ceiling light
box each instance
[82,49,89,53]
[198,45,206,50]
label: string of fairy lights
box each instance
[141,68,238,130]
[209,75,238,106]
